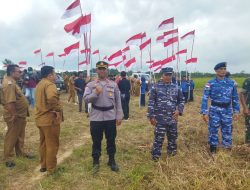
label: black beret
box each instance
[214,62,227,70]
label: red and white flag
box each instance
[80,48,90,54]
[139,38,151,50]
[161,55,176,65]
[103,55,108,60]
[108,50,122,62]
[64,41,80,54]
[79,59,88,65]
[58,53,67,57]
[124,57,136,69]
[185,58,197,64]
[33,49,41,54]
[19,61,27,65]
[176,49,187,55]
[181,30,195,40]
[164,36,178,48]
[62,0,81,19]
[46,52,54,57]
[108,60,123,69]
[164,28,178,37]
[156,35,165,43]
[122,46,130,52]
[158,17,174,30]
[149,60,162,69]
[126,32,146,46]
[64,14,91,38]
[92,49,99,55]
[153,65,162,73]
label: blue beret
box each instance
[161,67,173,74]
[214,62,227,70]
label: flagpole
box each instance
[140,38,142,71]
[40,50,44,66]
[78,48,80,72]
[190,32,195,58]
[53,54,55,68]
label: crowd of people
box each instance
[0,61,250,175]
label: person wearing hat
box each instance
[200,62,240,154]
[239,77,250,144]
[84,61,123,172]
[148,67,185,160]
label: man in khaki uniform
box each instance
[35,66,63,173]
[67,73,76,104]
[2,64,32,168]
[63,73,69,93]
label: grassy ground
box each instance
[1,81,250,190]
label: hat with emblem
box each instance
[161,67,173,74]
[96,61,108,69]
[214,62,227,70]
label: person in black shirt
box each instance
[74,72,86,112]
[118,71,131,120]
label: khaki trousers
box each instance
[4,117,26,160]
[38,124,60,171]
[68,89,76,103]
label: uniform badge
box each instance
[109,92,113,97]
[8,81,12,85]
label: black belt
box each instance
[211,101,231,108]
[92,104,114,111]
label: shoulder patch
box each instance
[7,81,12,85]
[205,83,211,88]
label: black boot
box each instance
[107,156,119,172]
[210,145,217,154]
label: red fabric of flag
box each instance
[149,60,162,69]
[124,57,136,68]
[185,58,197,64]
[62,0,81,19]
[80,48,90,54]
[164,28,178,36]
[33,49,41,54]
[92,50,99,55]
[79,60,88,65]
[58,53,67,57]
[126,32,146,46]
[46,52,54,57]
[181,30,195,40]
[164,36,178,47]
[176,49,187,55]
[122,46,130,52]
[158,17,174,30]
[161,55,176,65]
[139,38,151,50]
[19,61,27,65]
[108,50,122,61]
[64,41,80,54]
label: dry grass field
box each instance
[1,79,250,190]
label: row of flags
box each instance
[17,0,197,74]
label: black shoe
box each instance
[93,158,100,173]
[152,156,159,162]
[167,150,177,157]
[210,145,217,154]
[107,160,119,172]
[40,168,47,172]
[5,161,16,168]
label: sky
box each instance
[0,0,250,73]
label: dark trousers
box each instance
[140,93,146,106]
[90,120,117,159]
[189,90,194,101]
[182,92,188,103]
[121,94,130,119]
[77,93,83,112]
